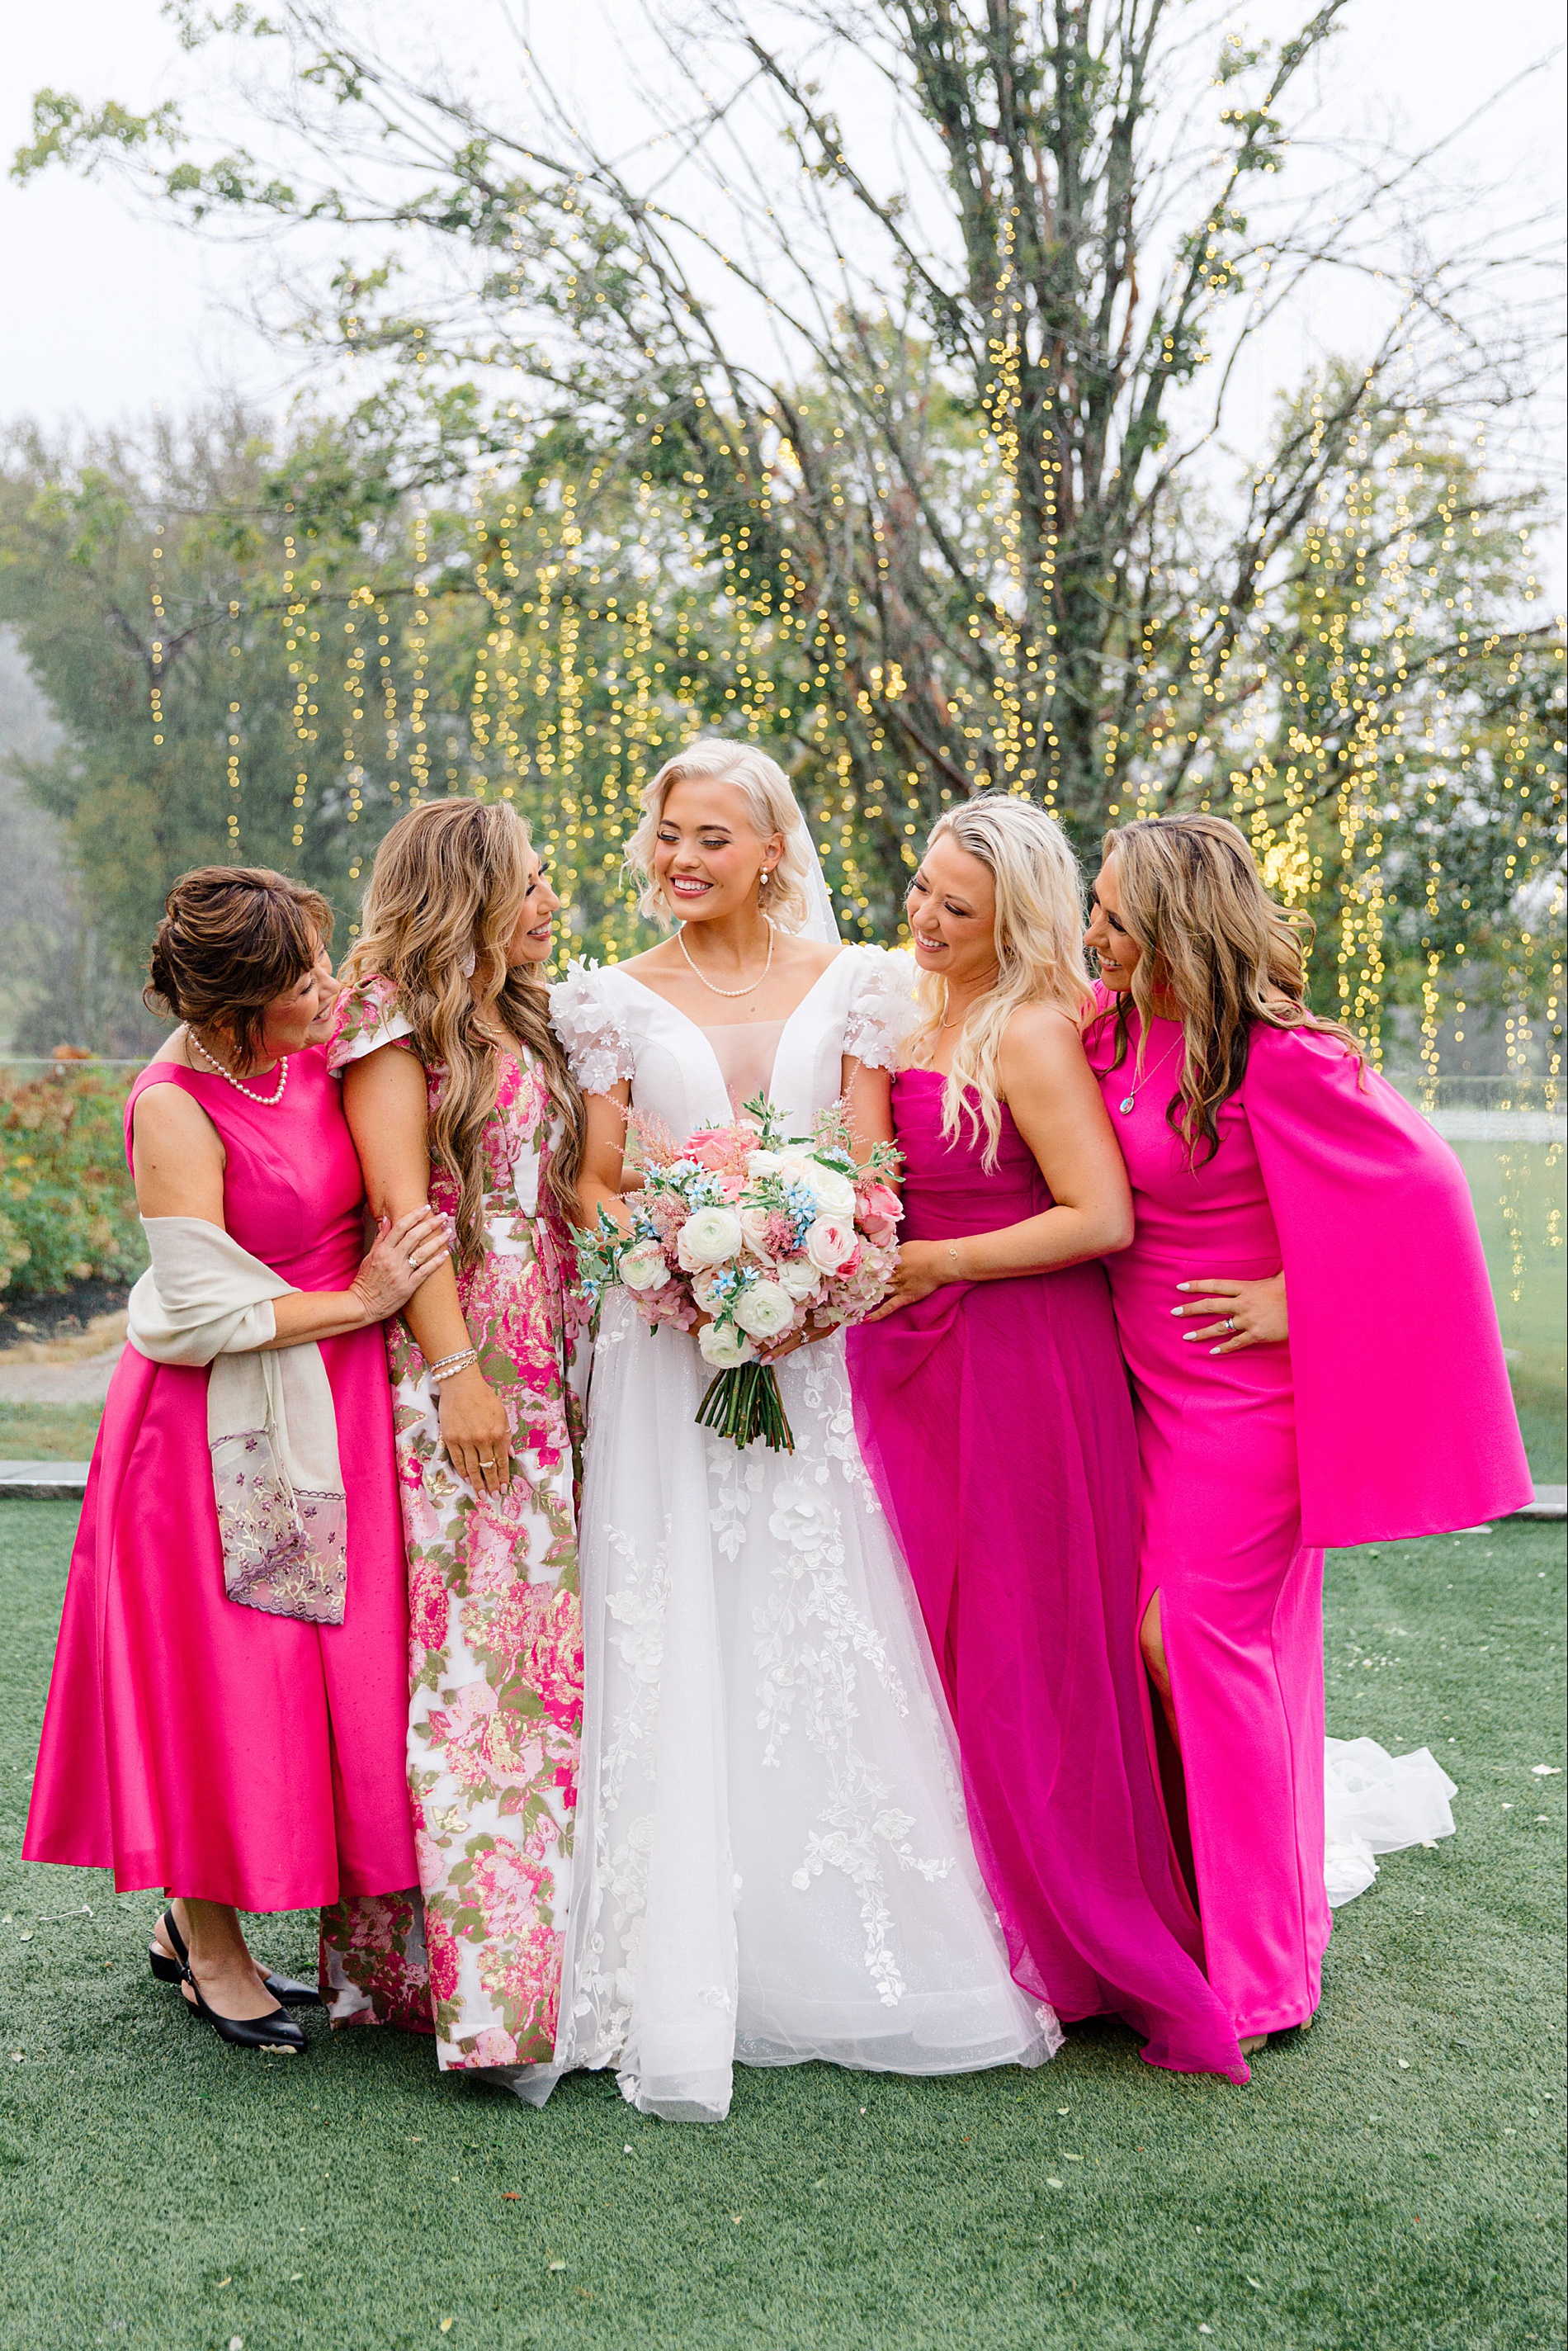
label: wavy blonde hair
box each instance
[344,799,584,1261]
[1090,813,1359,1161]
[624,738,819,931]
[914,794,1093,1168]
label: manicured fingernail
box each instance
[1175,1282,1191,1292]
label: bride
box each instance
[548,739,1056,2120]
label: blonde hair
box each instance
[1091,813,1358,1161]
[624,738,818,931]
[914,794,1093,1168]
[344,799,584,1261]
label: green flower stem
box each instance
[695,1362,796,1454]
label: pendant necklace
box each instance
[189,1029,290,1105]
[676,918,775,1000]
[1117,1030,1181,1116]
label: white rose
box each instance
[677,1204,744,1270]
[775,1256,824,1302]
[732,1279,796,1340]
[745,1148,784,1178]
[775,1154,817,1193]
[805,1215,857,1274]
[620,1240,672,1292]
[697,1319,756,1368]
[804,1161,857,1214]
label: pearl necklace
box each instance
[676,918,775,1000]
[189,1029,290,1105]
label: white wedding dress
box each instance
[548,946,1059,2120]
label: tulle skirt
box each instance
[553,1295,1057,2122]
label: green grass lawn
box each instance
[0,1398,106,1460]
[1,1503,1563,2351]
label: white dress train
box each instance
[549,947,1058,2120]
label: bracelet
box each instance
[947,1240,962,1281]
[427,1346,478,1383]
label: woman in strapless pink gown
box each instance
[1083,816,1531,2055]
[848,797,1249,2085]
[24,867,442,2052]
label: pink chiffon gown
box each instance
[23,1050,418,1913]
[848,1068,1249,2084]
[1084,996,1533,2038]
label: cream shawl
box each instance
[127,1217,347,1625]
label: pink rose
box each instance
[682,1128,734,1172]
[409,1561,450,1654]
[859,1181,902,1233]
[805,1214,858,1273]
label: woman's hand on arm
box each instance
[342,1044,512,1497]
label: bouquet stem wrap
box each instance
[696,1360,796,1454]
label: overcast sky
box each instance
[2,0,1562,578]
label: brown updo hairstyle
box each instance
[145,867,333,1067]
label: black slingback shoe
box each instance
[149,1906,324,2008]
[180,1961,307,2055]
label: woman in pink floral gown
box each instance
[319,800,588,2098]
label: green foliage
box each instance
[0,1065,142,1296]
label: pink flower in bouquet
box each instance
[805,1214,859,1274]
[858,1180,903,1235]
[683,1127,744,1175]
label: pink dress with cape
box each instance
[848,1067,1249,2084]
[1084,996,1531,2036]
[23,1051,418,1913]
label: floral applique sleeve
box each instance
[548,961,637,1096]
[843,946,923,1070]
[328,975,420,1074]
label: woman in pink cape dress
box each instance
[848,797,1249,2086]
[24,867,437,2049]
[1084,815,1531,2052]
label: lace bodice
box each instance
[549,945,919,1142]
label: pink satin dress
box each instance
[1085,998,1531,2037]
[848,1069,1248,2084]
[23,1050,418,1913]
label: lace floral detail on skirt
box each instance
[210,1427,347,1625]
[722,1353,952,2011]
[564,1521,673,2070]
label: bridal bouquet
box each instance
[573,1095,903,1453]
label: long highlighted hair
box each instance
[1092,813,1358,1161]
[914,794,1093,1169]
[344,800,584,1260]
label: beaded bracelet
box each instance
[428,1346,479,1383]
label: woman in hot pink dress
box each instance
[24,867,442,2052]
[1084,815,1531,2053]
[849,796,1249,2085]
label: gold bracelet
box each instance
[947,1240,961,1281]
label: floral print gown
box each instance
[319,976,586,2079]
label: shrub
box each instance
[0,1065,143,1296]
